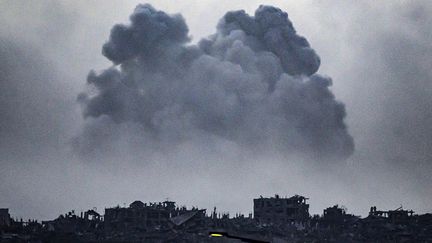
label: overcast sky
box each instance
[1,0,431,220]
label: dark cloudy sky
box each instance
[0,0,431,220]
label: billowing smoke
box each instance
[76,4,353,161]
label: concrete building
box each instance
[0,208,11,227]
[104,200,205,234]
[253,194,309,225]
[369,206,414,224]
[323,205,346,220]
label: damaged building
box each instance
[1,195,432,242]
[254,194,310,225]
[369,205,414,223]
[0,209,11,228]
[103,200,207,241]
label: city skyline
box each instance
[1,1,431,222]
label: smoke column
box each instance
[76,4,354,162]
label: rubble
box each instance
[1,195,432,242]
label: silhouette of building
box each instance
[323,205,346,221]
[0,209,11,227]
[369,206,414,223]
[104,200,206,235]
[253,194,309,225]
[2,195,432,242]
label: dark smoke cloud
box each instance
[211,5,320,76]
[76,4,353,161]
[102,4,190,64]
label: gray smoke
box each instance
[76,4,354,161]
[0,38,68,156]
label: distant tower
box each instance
[213,207,217,219]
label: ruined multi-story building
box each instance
[41,209,102,238]
[323,205,346,221]
[104,200,206,235]
[369,206,414,224]
[319,205,359,230]
[253,194,310,225]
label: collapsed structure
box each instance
[1,195,432,242]
[254,194,309,225]
[103,200,206,241]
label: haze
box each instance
[0,0,431,221]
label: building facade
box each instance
[254,194,309,225]
[104,200,205,234]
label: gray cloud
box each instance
[215,5,320,76]
[76,4,353,161]
[0,39,66,155]
[300,1,432,213]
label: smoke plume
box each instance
[76,4,354,161]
